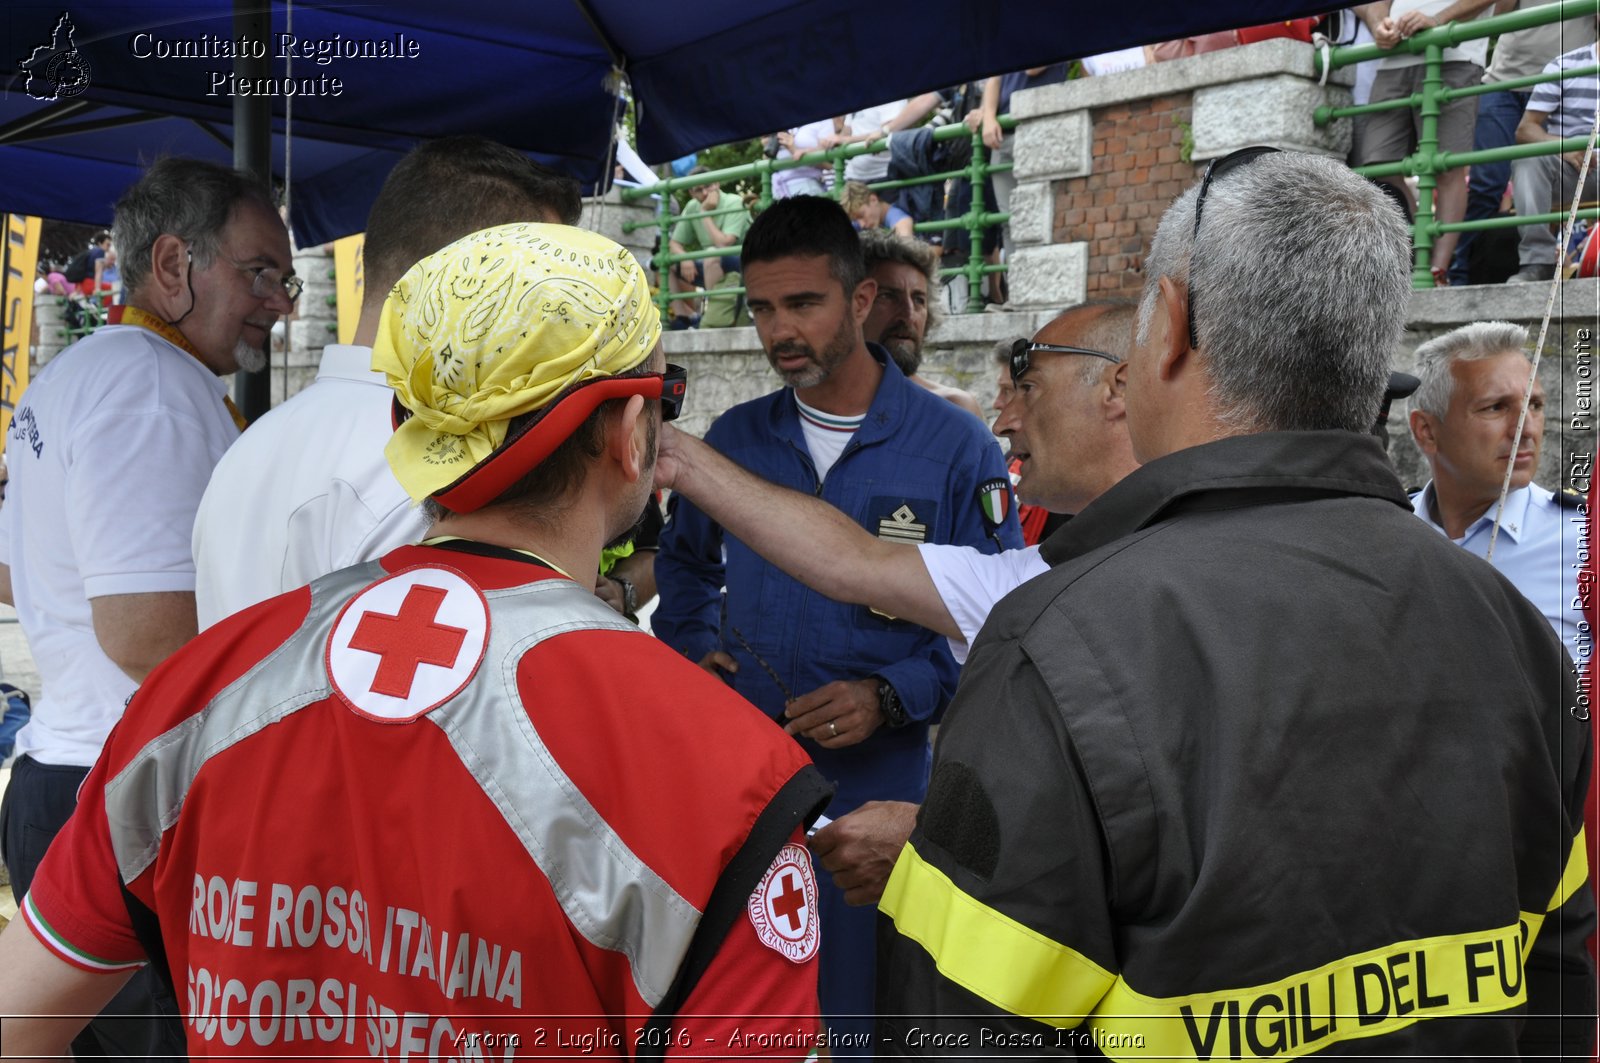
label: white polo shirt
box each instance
[0,325,239,766]
[917,542,1048,663]
[192,344,428,628]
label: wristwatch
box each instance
[875,677,909,729]
[610,575,638,623]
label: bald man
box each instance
[654,301,1140,902]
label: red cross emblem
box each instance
[747,843,818,962]
[770,871,806,932]
[348,584,468,698]
[327,567,489,723]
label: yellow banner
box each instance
[333,233,365,346]
[1,215,41,447]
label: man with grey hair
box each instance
[0,156,294,1058]
[859,229,983,418]
[654,302,1139,909]
[192,136,582,628]
[878,149,1594,1058]
[1408,320,1588,663]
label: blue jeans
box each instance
[1449,89,1529,285]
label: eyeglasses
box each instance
[1187,145,1279,349]
[1009,338,1119,382]
[658,363,688,422]
[232,260,304,304]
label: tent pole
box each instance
[233,0,272,422]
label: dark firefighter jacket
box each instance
[878,430,1595,1060]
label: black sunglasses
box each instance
[658,363,688,422]
[1009,338,1119,382]
[1187,145,1280,350]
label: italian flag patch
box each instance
[978,478,1011,529]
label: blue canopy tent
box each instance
[3,0,1338,245]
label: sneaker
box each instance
[1508,264,1556,283]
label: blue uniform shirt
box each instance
[1413,482,1591,668]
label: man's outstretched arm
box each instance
[655,424,960,639]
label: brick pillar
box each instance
[1005,39,1354,310]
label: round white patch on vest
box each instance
[747,842,820,964]
[326,566,489,723]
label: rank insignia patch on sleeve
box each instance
[878,504,927,544]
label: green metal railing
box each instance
[56,295,106,343]
[619,115,1017,321]
[1314,0,1600,287]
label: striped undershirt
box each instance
[795,397,865,482]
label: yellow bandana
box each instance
[373,223,662,501]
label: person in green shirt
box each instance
[668,166,751,327]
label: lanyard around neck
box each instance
[111,306,249,431]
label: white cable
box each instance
[1486,108,1600,562]
[283,0,292,226]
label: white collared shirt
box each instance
[1413,482,1590,668]
[193,344,429,628]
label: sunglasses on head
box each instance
[655,363,688,422]
[1009,337,1119,382]
[1187,145,1280,349]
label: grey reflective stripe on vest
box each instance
[103,561,701,1008]
[433,576,700,1007]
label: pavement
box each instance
[0,603,40,929]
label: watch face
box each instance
[878,681,906,727]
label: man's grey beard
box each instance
[234,339,268,374]
[885,338,922,377]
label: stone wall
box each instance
[268,242,335,405]
[32,294,68,367]
[660,309,1060,441]
[664,292,1595,505]
[224,48,1591,514]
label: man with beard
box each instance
[191,136,582,628]
[654,303,1139,912]
[859,229,984,419]
[0,224,830,1058]
[655,195,1019,1055]
[0,157,294,1059]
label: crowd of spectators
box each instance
[648,3,1595,332]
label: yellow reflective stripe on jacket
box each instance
[1089,919,1536,1060]
[879,843,1113,1026]
[884,839,1577,1061]
[1548,827,1588,911]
